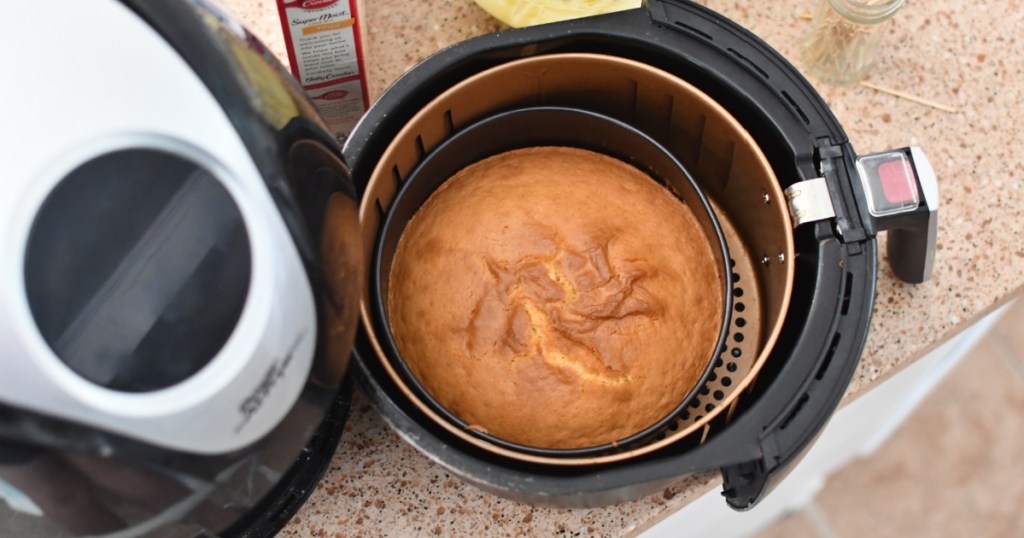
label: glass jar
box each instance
[799,0,905,85]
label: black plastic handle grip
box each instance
[856,146,939,284]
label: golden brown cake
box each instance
[387,147,723,449]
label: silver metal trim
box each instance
[784,177,836,227]
[909,146,939,211]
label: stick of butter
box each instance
[473,0,641,28]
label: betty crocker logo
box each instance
[301,0,337,8]
[313,90,349,100]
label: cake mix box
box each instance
[277,0,369,143]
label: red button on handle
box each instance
[878,159,917,205]
[857,151,919,217]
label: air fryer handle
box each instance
[857,146,939,284]
[886,212,937,284]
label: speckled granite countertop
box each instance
[222,1,1024,536]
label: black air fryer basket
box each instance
[340,0,937,511]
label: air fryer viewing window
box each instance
[24,148,251,393]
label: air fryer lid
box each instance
[1,0,363,536]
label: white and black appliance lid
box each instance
[1,1,364,536]
[0,0,351,458]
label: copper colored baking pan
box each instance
[357,53,795,466]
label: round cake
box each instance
[387,146,723,449]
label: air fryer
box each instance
[0,1,937,537]
[342,0,937,511]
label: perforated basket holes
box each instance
[665,206,765,440]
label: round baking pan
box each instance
[356,53,794,466]
[372,106,733,458]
